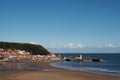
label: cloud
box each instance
[29,42,37,45]
[105,44,115,48]
[99,44,116,48]
[65,43,85,49]
[66,43,75,48]
[76,43,86,48]
[47,43,86,49]
[47,43,120,53]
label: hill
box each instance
[0,41,50,55]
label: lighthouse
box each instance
[79,54,83,60]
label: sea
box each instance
[51,53,120,77]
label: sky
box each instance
[0,0,120,53]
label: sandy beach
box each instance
[0,62,120,80]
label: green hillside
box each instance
[0,42,50,55]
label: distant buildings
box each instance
[0,49,61,62]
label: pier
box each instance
[63,55,104,62]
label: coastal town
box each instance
[0,49,61,62]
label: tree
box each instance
[0,41,50,55]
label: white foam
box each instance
[50,62,120,76]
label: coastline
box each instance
[0,62,120,80]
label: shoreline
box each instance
[0,62,120,80]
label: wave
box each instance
[50,62,120,76]
[81,67,119,73]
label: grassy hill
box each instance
[0,41,50,55]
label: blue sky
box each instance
[0,0,120,53]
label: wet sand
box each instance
[0,62,120,80]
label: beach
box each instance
[0,62,120,80]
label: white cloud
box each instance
[47,43,86,49]
[104,44,115,48]
[29,42,37,44]
[76,43,86,48]
[65,43,85,49]
[99,44,116,48]
[66,43,75,48]
[47,43,120,53]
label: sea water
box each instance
[51,53,120,77]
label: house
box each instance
[0,54,4,60]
